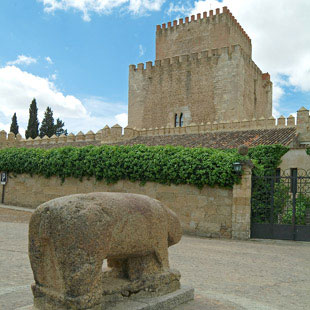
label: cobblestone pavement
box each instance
[1,207,310,310]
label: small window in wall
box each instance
[180,113,184,127]
[174,114,179,127]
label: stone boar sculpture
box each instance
[29,192,182,310]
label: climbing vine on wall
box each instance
[248,144,290,176]
[0,145,245,188]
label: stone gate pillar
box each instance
[232,164,252,240]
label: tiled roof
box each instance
[114,127,297,149]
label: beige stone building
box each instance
[128,7,272,130]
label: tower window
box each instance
[174,114,179,127]
[180,113,184,127]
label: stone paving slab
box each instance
[1,208,310,310]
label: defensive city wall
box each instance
[0,107,308,148]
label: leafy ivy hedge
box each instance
[248,145,289,175]
[0,145,246,189]
[307,148,310,156]
[0,144,290,188]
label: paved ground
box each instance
[0,206,310,310]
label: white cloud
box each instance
[38,0,165,21]
[139,44,145,57]
[168,0,310,116]
[45,56,53,64]
[272,84,284,118]
[128,0,165,14]
[7,55,37,66]
[115,113,128,128]
[166,2,190,16]
[0,65,127,136]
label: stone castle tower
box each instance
[128,6,273,130]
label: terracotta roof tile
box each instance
[114,127,297,149]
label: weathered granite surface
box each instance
[17,286,194,310]
[28,192,183,310]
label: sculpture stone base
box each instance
[17,286,194,310]
[32,270,182,310]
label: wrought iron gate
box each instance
[251,169,310,241]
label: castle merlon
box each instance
[262,73,271,80]
[129,44,266,79]
[156,6,251,43]
[130,45,240,71]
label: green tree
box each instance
[10,113,19,136]
[40,107,55,138]
[54,118,67,136]
[25,99,39,139]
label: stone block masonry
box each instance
[3,171,252,240]
[128,44,272,130]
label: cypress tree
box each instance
[40,107,55,138]
[10,113,19,136]
[54,118,68,136]
[25,99,39,139]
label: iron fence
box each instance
[251,169,310,241]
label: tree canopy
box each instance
[40,107,55,138]
[10,113,19,136]
[55,118,68,137]
[25,99,39,139]
[40,106,67,138]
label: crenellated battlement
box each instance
[131,46,236,72]
[0,107,309,149]
[130,44,269,83]
[156,7,251,43]
[155,6,252,60]
[131,45,241,71]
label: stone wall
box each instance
[232,166,252,239]
[3,172,252,240]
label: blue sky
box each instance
[0,0,309,135]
